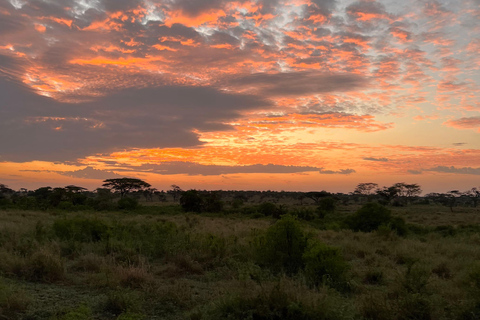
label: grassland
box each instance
[1,201,480,320]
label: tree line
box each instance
[0,178,479,212]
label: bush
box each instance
[25,249,65,282]
[347,203,392,232]
[103,290,141,316]
[303,242,349,289]
[202,192,224,213]
[389,216,407,236]
[258,202,278,217]
[53,217,110,242]
[0,279,30,317]
[180,190,203,213]
[193,282,354,320]
[316,197,336,218]
[118,197,139,210]
[254,215,307,275]
[291,207,315,221]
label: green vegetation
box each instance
[1,180,480,319]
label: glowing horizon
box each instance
[0,0,479,193]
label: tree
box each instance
[391,183,422,198]
[305,191,331,204]
[353,183,379,196]
[179,190,203,212]
[143,187,158,202]
[102,178,151,198]
[465,187,480,207]
[167,185,183,202]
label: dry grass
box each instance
[0,204,479,319]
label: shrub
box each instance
[202,192,224,213]
[303,242,349,289]
[102,290,141,316]
[316,197,336,218]
[346,203,392,232]
[389,216,408,236]
[180,190,203,213]
[59,305,92,320]
[0,279,30,318]
[291,207,315,221]
[253,215,307,275]
[258,202,278,217]
[363,269,384,285]
[118,197,139,210]
[193,282,354,320]
[25,248,65,282]
[53,218,110,242]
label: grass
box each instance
[0,203,479,319]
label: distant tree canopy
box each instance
[102,178,151,198]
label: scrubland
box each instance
[1,202,480,320]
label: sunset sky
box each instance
[0,0,479,193]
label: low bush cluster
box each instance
[254,215,349,289]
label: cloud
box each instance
[57,166,123,179]
[452,142,466,146]
[425,166,480,175]
[227,71,369,97]
[113,162,324,176]
[318,168,356,174]
[407,170,422,175]
[444,117,480,132]
[0,74,271,161]
[363,157,388,162]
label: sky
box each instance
[0,0,479,193]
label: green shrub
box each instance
[117,312,145,320]
[389,216,408,236]
[0,279,30,318]
[25,249,65,282]
[316,197,336,218]
[202,192,224,213]
[53,218,110,242]
[346,203,392,232]
[291,207,315,221]
[118,197,139,210]
[193,282,353,320]
[303,242,349,289]
[59,305,92,320]
[102,290,141,316]
[180,190,203,213]
[258,202,279,217]
[253,215,307,275]
[363,269,384,285]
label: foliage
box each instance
[179,190,224,213]
[253,215,307,275]
[118,197,139,210]
[102,178,151,199]
[303,242,349,289]
[53,217,110,242]
[180,190,204,213]
[194,281,354,320]
[346,202,392,232]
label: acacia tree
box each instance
[305,191,331,204]
[465,187,480,207]
[102,178,151,198]
[353,183,379,196]
[167,184,183,202]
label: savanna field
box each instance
[1,185,480,320]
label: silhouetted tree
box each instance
[143,187,158,202]
[465,187,480,207]
[305,191,331,204]
[102,178,151,198]
[354,183,379,196]
[168,185,183,202]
